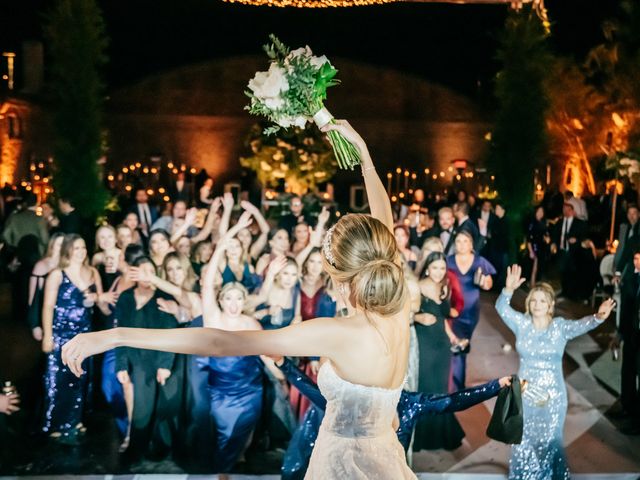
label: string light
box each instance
[224,0,393,7]
[223,0,535,7]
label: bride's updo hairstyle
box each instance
[322,214,407,316]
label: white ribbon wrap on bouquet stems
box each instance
[312,107,334,128]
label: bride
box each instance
[62,120,417,479]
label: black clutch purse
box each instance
[486,374,523,444]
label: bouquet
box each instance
[245,35,361,170]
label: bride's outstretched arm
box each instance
[61,316,346,377]
[321,121,393,232]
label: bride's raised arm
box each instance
[321,121,393,232]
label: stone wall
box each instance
[105,56,492,196]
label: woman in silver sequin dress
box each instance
[495,265,614,480]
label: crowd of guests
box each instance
[0,172,636,477]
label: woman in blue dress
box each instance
[219,236,261,293]
[201,215,284,475]
[496,265,615,480]
[41,234,113,444]
[255,256,301,330]
[447,230,496,391]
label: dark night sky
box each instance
[0,0,623,96]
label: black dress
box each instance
[413,296,465,451]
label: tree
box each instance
[44,0,109,219]
[487,4,553,256]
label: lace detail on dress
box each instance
[305,361,416,479]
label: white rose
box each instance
[264,97,285,109]
[310,55,330,69]
[286,46,313,63]
[293,116,308,128]
[248,63,289,100]
[277,116,293,128]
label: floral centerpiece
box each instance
[245,35,360,170]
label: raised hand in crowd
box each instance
[0,391,20,415]
[504,265,526,294]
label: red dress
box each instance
[289,287,324,420]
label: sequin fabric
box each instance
[43,271,92,436]
[305,361,417,479]
[396,380,501,450]
[496,290,604,480]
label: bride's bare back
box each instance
[324,306,411,390]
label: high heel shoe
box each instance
[118,436,130,453]
[51,428,84,446]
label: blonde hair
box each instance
[160,252,198,291]
[217,281,248,304]
[421,237,444,256]
[323,214,407,316]
[275,256,299,287]
[94,224,116,253]
[524,282,555,318]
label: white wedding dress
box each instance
[305,361,417,479]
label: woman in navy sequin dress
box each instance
[41,234,111,443]
[496,265,614,480]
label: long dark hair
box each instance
[423,251,450,300]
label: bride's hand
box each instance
[320,120,366,153]
[62,331,117,377]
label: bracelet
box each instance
[361,165,376,176]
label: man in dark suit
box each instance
[128,188,159,239]
[453,201,483,252]
[550,200,588,299]
[614,204,640,277]
[57,198,82,235]
[476,199,498,257]
[168,172,194,206]
[617,249,640,433]
[278,195,314,235]
[437,206,456,256]
[408,210,437,249]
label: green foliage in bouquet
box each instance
[245,35,361,170]
[240,123,337,195]
[44,0,110,220]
